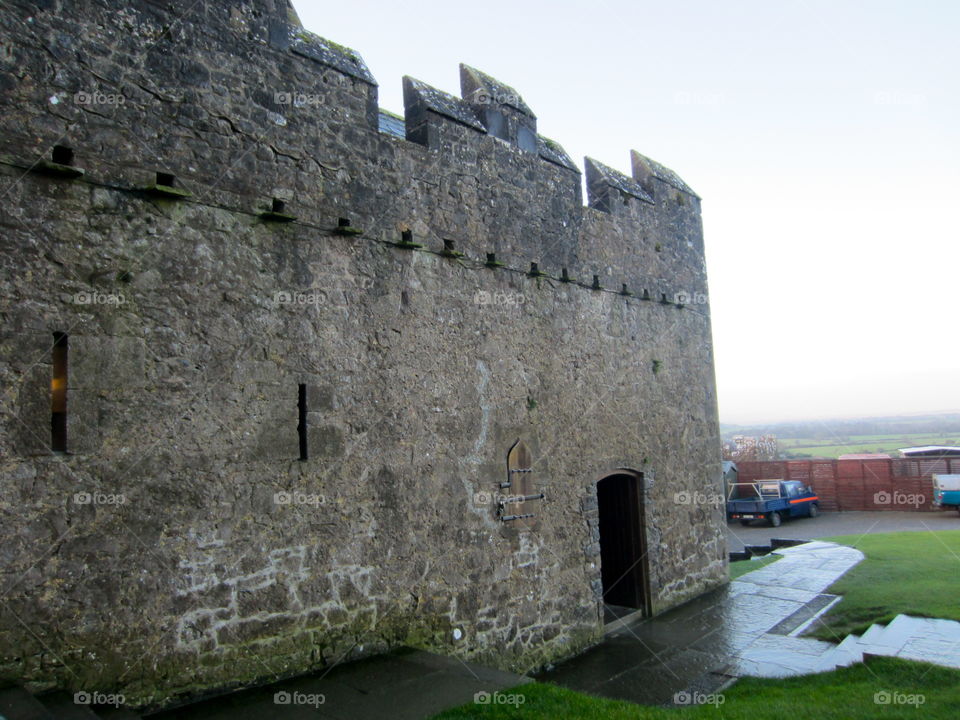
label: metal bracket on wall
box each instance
[497,493,544,522]
[498,493,545,506]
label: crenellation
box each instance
[536,135,579,173]
[459,64,538,152]
[402,75,486,147]
[1,2,703,303]
[630,149,699,200]
[585,156,656,213]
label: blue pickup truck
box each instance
[727,480,820,527]
[933,474,960,515]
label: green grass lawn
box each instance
[431,657,960,718]
[808,530,960,640]
[729,553,781,579]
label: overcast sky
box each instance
[292,0,959,424]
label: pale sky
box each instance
[292,0,959,424]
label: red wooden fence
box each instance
[734,458,960,512]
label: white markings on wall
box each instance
[174,538,379,652]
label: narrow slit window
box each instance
[297,384,308,460]
[51,332,68,452]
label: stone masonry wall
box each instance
[0,0,726,708]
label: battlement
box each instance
[585,157,655,212]
[0,0,708,302]
[265,2,695,197]
[191,0,699,203]
[1,0,697,224]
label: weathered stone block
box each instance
[237,582,291,617]
[216,615,300,646]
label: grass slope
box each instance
[809,530,960,640]
[432,657,959,719]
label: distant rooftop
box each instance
[838,453,892,460]
[898,446,960,457]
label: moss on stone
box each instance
[259,210,297,223]
[392,240,424,250]
[34,160,84,179]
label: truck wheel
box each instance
[740,520,751,527]
[809,504,819,518]
[769,512,781,528]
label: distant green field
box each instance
[777,433,957,459]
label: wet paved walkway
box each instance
[146,648,530,720]
[537,541,864,705]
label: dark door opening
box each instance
[597,472,649,617]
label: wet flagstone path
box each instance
[542,540,960,705]
[537,541,865,705]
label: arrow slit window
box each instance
[51,332,68,452]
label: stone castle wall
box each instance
[0,0,726,707]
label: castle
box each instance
[0,0,725,708]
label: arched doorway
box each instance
[597,471,650,617]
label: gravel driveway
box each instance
[725,510,960,552]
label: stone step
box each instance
[0,685,55,720]
[830,633,865,668]
[770,538,810,549]
[815,614,960,675]
[807,636,855,673]
[890,616,960,644]
[868,614,916,653]
[857,623,888,647]
[860,615,960,669]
